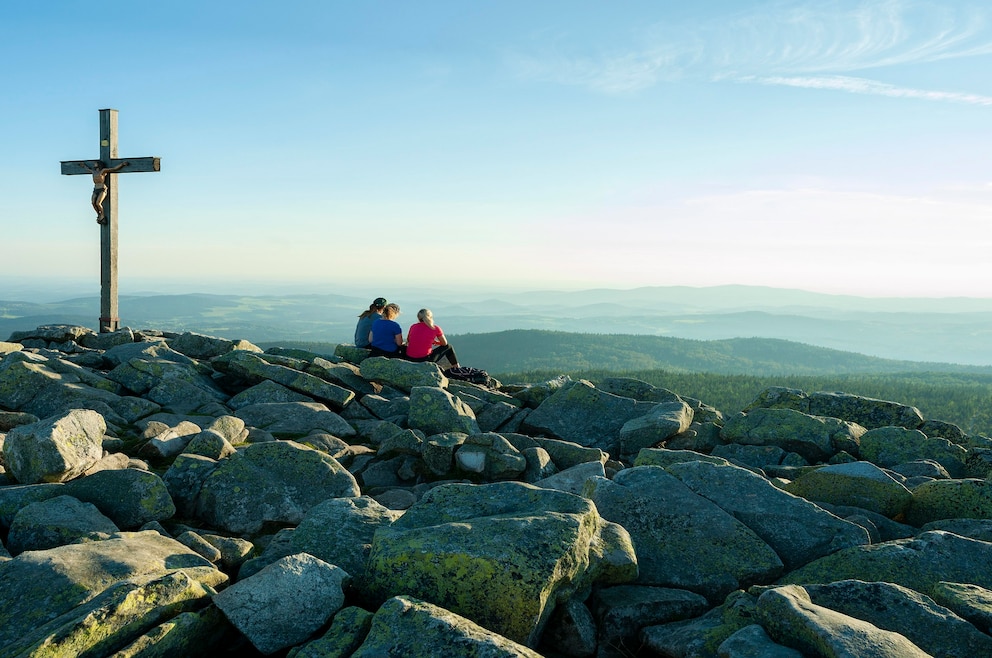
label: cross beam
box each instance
[60,109,161,333]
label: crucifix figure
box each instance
[81,160,129,223]
[60,109,161,333]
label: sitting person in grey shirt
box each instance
[354,297,387,348]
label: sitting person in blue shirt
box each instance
[368,303,406,357]
[354,297,387,348]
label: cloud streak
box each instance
[739,74,992,105]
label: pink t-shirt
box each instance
[407,322,443,359]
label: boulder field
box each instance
[2,324,992,657]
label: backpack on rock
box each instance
[444,366,494,387]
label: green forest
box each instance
[493,368,992,437]
[260,330,992,438]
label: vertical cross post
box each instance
[99,109,119,332]
[61,109,161,332]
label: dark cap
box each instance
[373,297,388,307]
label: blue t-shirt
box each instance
[370,318,402,352]
[354,312,381,347]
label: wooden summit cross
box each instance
[60,108,161,333]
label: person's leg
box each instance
[430,345,460,369]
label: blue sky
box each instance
[3,1,992,298]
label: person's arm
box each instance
[106,161,129,174]
[368,331,374,345]
[393,332,403,347]
[435,326,448,346]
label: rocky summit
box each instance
[2,325,992,657]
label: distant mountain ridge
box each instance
[2,285,991,366]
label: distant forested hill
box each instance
[263,331,992,436]
[492,367,992,438]
[452,330,992,377]
[455,332,992,436]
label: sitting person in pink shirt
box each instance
[406,308,460,368]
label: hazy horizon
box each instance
[5,279,992,366]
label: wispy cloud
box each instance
[711,0,992,73]
[739,74,992,105]
[510,0,992,101]
[506,41,694,93]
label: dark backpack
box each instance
[444,366,493,387]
